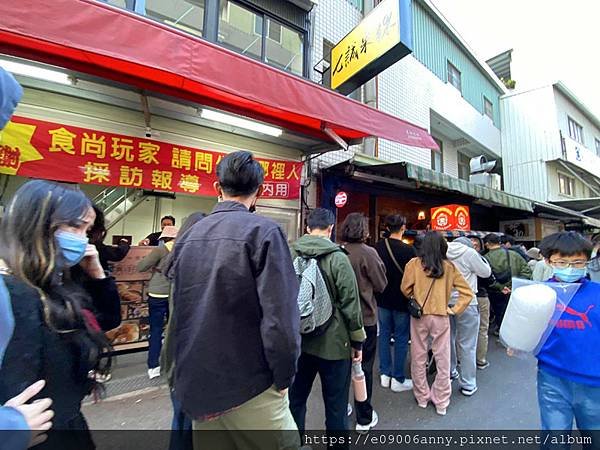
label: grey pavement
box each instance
[83,338,540,430]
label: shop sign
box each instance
[335,191,348,208]
[331,0,412,95]
[499,218,562,241]
[499,219,535,241]
[430,204,471,231]
[106,246,153,349]
[563,136,600,179]
[0,116,303,200]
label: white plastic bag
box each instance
[500,278,581,356]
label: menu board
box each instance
[105,246,154,350]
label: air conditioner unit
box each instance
[469,155,496,174]
[469,172,502,190]
[490,173,502,191]
[470,173,492,187]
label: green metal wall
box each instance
[412,1,502,128]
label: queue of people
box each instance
[0,148,598,450]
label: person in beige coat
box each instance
[401,232,473,416]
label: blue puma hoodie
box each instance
[537,279,600,386]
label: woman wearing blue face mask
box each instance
[535,232,600,445]
[0,180,121,449]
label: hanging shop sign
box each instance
[0,116,302,200]
[335,191,348,208]
[431,204,471,231]
[499,218,562,241]
[331,0,412,95]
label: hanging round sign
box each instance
[335,191,348,208]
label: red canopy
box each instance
[0,0,438,149]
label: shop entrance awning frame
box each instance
[550,198,600,217]
[0,0,439,153]
[328,156,534,212]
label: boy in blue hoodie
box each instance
[536,232,599,440]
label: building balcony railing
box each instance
[561,135,600,180]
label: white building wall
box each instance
[547,162,593,202]
[310,0,362,169]
[378,55,501,172]
[554,88,600,151]
[500,85,560,202]
[311,1,501,178]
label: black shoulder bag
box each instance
[408,278,435,319]
[493,249,512,284]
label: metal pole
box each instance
[363,0,377,157]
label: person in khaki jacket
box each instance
[401,232,473,416]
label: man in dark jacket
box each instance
[170,151,300,449]
[289,208,366,445]
[469,236,495,370]
[502,235,531,262]
[374,215,415,392]
[139,215,176,246]
[484,233,532,331]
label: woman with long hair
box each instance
[0,180,121,448]
[341,213,387,433]
[401,231,473,415]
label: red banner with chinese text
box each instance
[0,116,302,200]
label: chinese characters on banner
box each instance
[331,0,404,94]
[0,116,303,200]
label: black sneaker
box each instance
[477,361,490,370]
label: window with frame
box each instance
[558,172,575,197]
[219,0,304,76]
[595,138,600,157]
[568,117,584,144]
[108,0,205,36]
[432,138,444,172]
[457,152,471,180]
[447,61,461,92]
[484,97,493,120]
[346,0,363,12]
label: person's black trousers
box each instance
[289,352,352,439]
[488,290,509,328]
[355,325,377,425]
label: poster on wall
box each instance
[0,116,302,200]
[499,219,536,241]
[105,246,154,351]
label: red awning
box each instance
[0,0,438,150]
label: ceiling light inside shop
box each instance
[0,58,72,85]
[200,109,283,137]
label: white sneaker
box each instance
[380,374,391,388]
[355,411,379,434]
[148,367,161,379]
[391,378,413,392]
[436,406,447,416]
